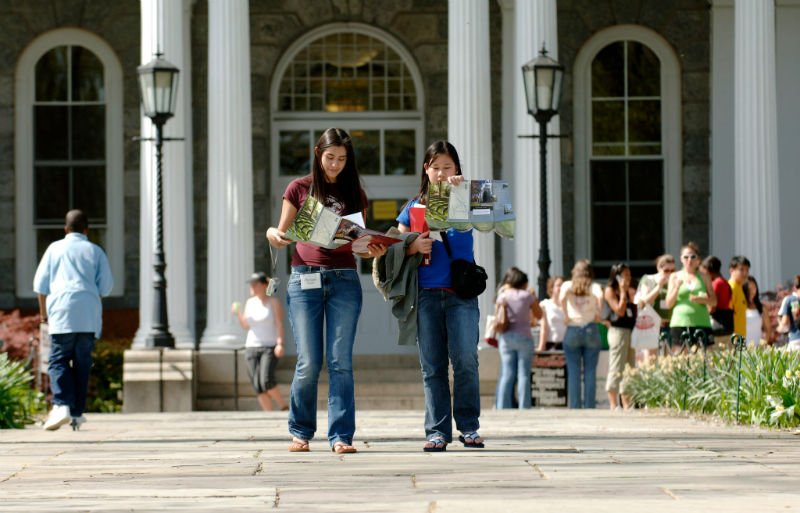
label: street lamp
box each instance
[521,45,564,300]
[137,53,180,348]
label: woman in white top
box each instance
[743,276,772,348]
[538,276,566,352]
[233,272,288,411]
[559,260,604,409]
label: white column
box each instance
[498,0,516,275]
[200,0,254,348]
[448,0,496,317]
[734,0,781,288]
[134,0,196,349]
[513,0,562,284]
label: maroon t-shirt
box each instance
[283,177,365,268]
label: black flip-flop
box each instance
[458,432,485,448]
[423,437,448,452]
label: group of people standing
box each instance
[35,127,800,449]
[493,242,800,413]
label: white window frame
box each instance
[573,25,682,263]
[15,28,124,297]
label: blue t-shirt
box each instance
[397,199,474,289]
[778,293,800,342]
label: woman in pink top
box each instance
[495,267,542,409]
[559,260,603,409]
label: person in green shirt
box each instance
[666,242,717,349]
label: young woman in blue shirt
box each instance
[396,141,483,452]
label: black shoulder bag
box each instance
[440,232,487,299]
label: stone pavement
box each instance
[1,409,799,512]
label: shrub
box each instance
[87,338,131,413]
[625,347,800,428]
[0,352,45,429]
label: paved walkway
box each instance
[1,409,798,512]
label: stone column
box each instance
[134,0,196,349]
[498,0,516,274]
[200,0,254,348]
[513,0,562,284]
[448,0,496,318]
[734,0,781,288]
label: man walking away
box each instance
[33,210,114,430]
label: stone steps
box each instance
[196,352,499,411]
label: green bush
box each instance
[0,352,45,428]
[625,348,800,428]
[87,338,130,413]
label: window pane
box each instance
[591,160,626,202]
[628,100,661,143]
[72,105,106,159]
[36,228,66,262]
[34,106,69,160]
[385,130,416,176]
[627,42,660,97]
[350,129,379,175]
[592,101,624,143]
[71,46,104,102]
[628,161,663,202]
[35,166,70,222]
[591,42,624,98]
[629,144,661,156]
[35,47,68,101]
[73,166,106,222]
[279,130,310,176]
[592,144,625,156]
[592,204,626,261]
[629,205,663,260]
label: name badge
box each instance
[626,308,633,317]
[300,272,322,290]
[659,300,668,310]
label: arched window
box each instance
[574,26,681,277]
[15,29,124,297]
[271,24,425,185]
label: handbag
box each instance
[631,304,660,349]
[494,299,510,333]
[440,233,487,299]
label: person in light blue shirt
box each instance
[33,210,113,431]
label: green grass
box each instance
[624,347,800,428]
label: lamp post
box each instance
[137,53,180,348]
[521,45,564,300]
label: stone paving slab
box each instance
[1,409,799,512]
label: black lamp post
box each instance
[521,45,564,301]
[137,53,180,348]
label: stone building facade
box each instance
[2,0,798,355]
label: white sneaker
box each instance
[70,415,87,431]
[43,405,71,431]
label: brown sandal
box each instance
[332,441,357,454]
[288,437,310,452]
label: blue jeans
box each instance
[48,332,95,416]
[563,323,601,409]
[416,289,480,442]
[286,267,362,446]
[496,332,533,409]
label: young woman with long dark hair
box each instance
[266,128,386,454]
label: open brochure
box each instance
[284,195,401,253]
[425,180,516,237]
